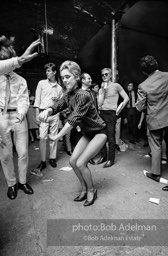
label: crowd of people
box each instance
[0,34,168,207]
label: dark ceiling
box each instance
[0,0,125,61]
[1,0,168,90]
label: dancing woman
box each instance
[39,60,107,206]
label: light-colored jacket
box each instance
[136,70,168,130]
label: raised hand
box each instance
[18,39,41,65]
[48,134,60,141]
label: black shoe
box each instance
[67,151,72,156]
[103,160,114,168]
[89,159,96,165]
[83,189,97,207]
[7,184,18,200]
[146,173,160,182]
[37,161,47,171]
[162,186,168,191]
[96,157,107,164]
[18,182,34,194]
[49,159,57,168]
[74,192,87,202]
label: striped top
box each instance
[51,88,106,132]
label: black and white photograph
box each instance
[0,1,168,255]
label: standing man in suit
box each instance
[136,55,168,191]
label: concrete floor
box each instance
[0,139,168,256]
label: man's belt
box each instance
[0,108,17,112]
[39,109,47,112]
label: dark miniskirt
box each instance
[82,127,107,140]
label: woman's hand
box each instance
[39,108,53,122]
[48,134,60,141]
[49,122,72,142]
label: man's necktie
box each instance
[3,75,10,115]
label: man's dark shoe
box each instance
[103,160,114,168]
[49,159,57,168]
[162,186,168,191]
[7,184,18,200]
[37,161,47,171]
[96,157,107,165]
[18,182,34,194]
[146,173,160,182]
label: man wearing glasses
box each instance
[98,68,129,168]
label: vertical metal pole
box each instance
[111,18,117,82]
[44,0,48,55]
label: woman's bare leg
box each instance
[69,136,90,193]
[76,134,107,199]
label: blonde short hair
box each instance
[60,60,81,81]
[101,68,112,75]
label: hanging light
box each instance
[43,26,54,35]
